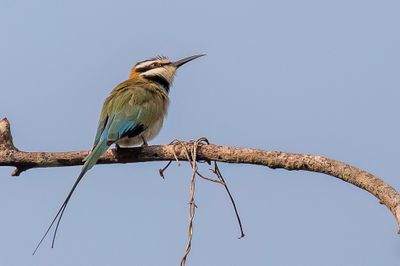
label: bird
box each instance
[33,54,205,254]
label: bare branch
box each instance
[1,117,400,232]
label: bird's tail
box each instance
[82,139,110,172]
[32,139,110,255]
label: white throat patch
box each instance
[140,65,176,85]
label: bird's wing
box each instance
[92,79,166,147]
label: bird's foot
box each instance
[141,136,148,147]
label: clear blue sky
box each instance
[1,0,399,265]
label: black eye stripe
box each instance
[135,66,152,73]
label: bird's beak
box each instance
[173,54,205,68]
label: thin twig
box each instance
[159,139,190,179]
[195,170,222,184]
[213,162,245,239]
[170,139,182,166]
[179,138,209,266]
[159,160,172,179]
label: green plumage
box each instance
[34,54,204,254]
[93,79,169,148]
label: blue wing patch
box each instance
[106,118,145,144]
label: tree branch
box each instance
[1,117,400,232]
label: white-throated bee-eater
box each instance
[33,54,205,254]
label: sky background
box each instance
[0,0,400,265]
